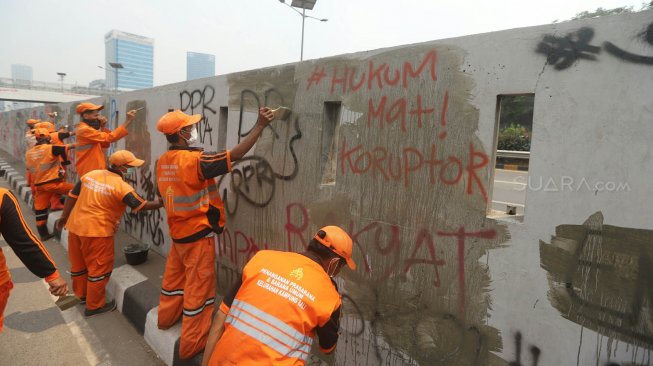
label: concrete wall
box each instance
[2,11,652,365]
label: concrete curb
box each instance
[0,159,201,366]
[495,163,529,171]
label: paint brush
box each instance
[133,107,145,112]
[55,294,80,311]
[271,106,292,121]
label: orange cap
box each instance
[109,150,145,167]
[26,119,40,126]
[156,110,201,135]
[35,121,56,133]
[76,102,104,114]
[314,226,356,270]
[32,128,51,139]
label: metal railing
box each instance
[497,150,530,159]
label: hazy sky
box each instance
[0,0,647,87]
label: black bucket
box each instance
[123,244,150,265]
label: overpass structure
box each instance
[0,77,111,104]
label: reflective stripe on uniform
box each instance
[182,297,215,317]
[87,271,112,282]
[70,269,88,277]
[226,314,311,361]
[76,144,93,152]
[173,198,210,212]
[161,288,184,296]
[38,160,59,172]
[173,188,208,204]
[227,299,313,360]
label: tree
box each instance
[555,2,652,22]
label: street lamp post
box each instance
[56,72,66,92]
[98,62,124,93]
[278,0,327,61]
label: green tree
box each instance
[571,2,652,20]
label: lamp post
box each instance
[98,62,125,93]
[56,72,66,92]
[278,0,327,61]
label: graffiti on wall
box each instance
[123,100,166,247]
[305,49,490,202]
[217,88,302,215]
[180,85,216,145]
[537,22,653,69]
[540,212,653,351]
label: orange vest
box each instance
[50,132,63,146]
[25,144,64,185]
[75,122,128,177]
[156,149,225,243]
[211,250,341,366]
[66,170,142,237]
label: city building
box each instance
[186,52,215,81]
[11,64,33,85]
[104,30,154,90]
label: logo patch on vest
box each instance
[289,267,304,281]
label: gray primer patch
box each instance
[540,211,653,350]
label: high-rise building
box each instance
[11,64,33,85]
[104,30,154,90]
[186,52,215,81]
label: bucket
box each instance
[123,244,150,265]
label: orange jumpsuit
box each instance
[25,143,74,235]
[156,147,231,359]
[209,250,342,365]
[75,122,128,178]
[65,169,146,310]
[0,188,60,332]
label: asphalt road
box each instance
[490,169,528,216]
[0,179,165,366]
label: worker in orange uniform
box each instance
[25,128,75,240]
[0,188,67,332]
[155,107,275,359]
[34,121,75,210]
[74,102,137,178]
[25,118,40,148]
[55,150,163,317]
[35,121,75,146]
[202,226,355,366]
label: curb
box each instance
[0,159,201,366]
[495,163,529,171]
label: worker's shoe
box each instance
[79,297,86,305]
[84,300,116,318]
[36,225,54,241]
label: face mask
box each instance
[121,166,136,179]
[83,118,101,129]
[184,128,198,145]
[326,258,342,278]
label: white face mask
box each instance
[326,258,342,278]
[182,128,198,145]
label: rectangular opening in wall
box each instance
[488,94,534,219]
[217,107,228,151]
[320,102,342,185]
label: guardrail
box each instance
[497,150,530,159]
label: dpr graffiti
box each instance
[217,89,302,215]
[180,85,216,145]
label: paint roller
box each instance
[271,106,292,121]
